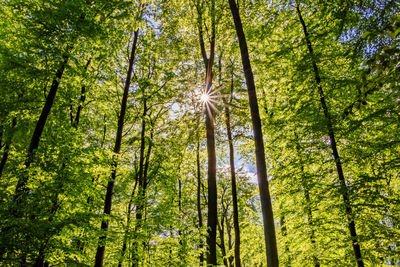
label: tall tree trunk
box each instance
[218,211,228,267]
[224,76,241,267]
[196,139,204,265]
[295,5,364,267]
[4,53,69,263]
[304,187,319,267]
[218,189,229,267]
[94,29,139,267]
[34,58,92,266]
[226,216,234,267]
[132,95,148,267]
[141,129,153,264]
[13,54,69,201]
[227,1,279,266]
[205,106,217,266]
[178,178,187,264]
[0,117,16,179]
[196,0,217,264]
[118,172,139,267]
[72,58,91,128]
[120,124,152,267]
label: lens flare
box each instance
[200,93,210,103]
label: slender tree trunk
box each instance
[131,96,148,267]
[13,54,69,201]
[178,178,187,264]
[120,124,152,267]
[295,5,364,267]
[224,77,241,267]
[141,129,154,264]
[196,139,204,265]
[0,125,3,149]
[4,53,69,263]
[226,216,234,267]
[304,187,319,267]
[73,58,91,128]
[205,107,217,266]
[218,212,228,267]
[118,173,139,267]
[196,0,217,264]
[94,29,139,267]
[0,117,16,179]
[34,58,91,266]
[227,1,279,266]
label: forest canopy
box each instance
[0,0,399,266]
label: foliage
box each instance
[0,0,399,266]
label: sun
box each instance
[193,82,229,118]
[200,93,210,104]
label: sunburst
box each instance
[195,82,230,120]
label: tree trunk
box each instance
[196,139,204,265]
[72,58,91,128]
[178,178,187,264]
[4,55,69,260]
[224,77,241,267]
[0,117,16,179]
[13,54,69,201]
[304,188,319,267]
[205,107,217,265]
[226,216,234,267]
[295,5,364,267]
[32,59,91,266]
[118,171,139,267]
[141,129,153,265]
[132,95,148,267]
[94,29,139,267]
[196,0,217,264]
[227,1,279,266]
[218,212,228,267]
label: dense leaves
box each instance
[0,0,399,266]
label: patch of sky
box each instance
[339,0,399,59]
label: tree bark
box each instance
[118,172,139,267]
[94,29,139,267]
[226,216,234,267]
[13,54,69,201]
[295,4,364,267]
[196,139,204,265]
[304,188,319,267]
[218,213,228,267]
[178,178,186,263]
[30,58,92,266]
[132,95,148,267]
[227,1,279,266]
[224,76,241,267]
[218,188,229,267]
[195,0,217,264]
[205,108,217,265]
[0,117,16,179]
[72,58,91,128]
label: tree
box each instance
[228,0,279,266]
[195,0,218,264]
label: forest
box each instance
[0,0,399,266]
